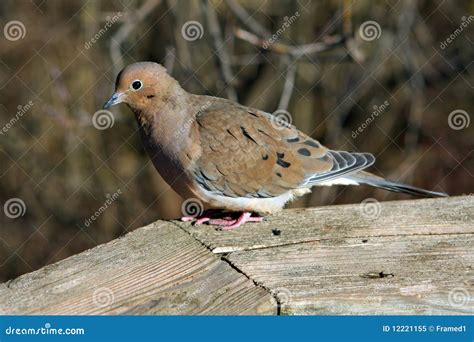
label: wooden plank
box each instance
[176,196,474,253]
[0,221,274,315]
[1,196,471,315]
[225,233,474,315]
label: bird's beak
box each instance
[103,92,124,109]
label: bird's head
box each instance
[103,62,179,112]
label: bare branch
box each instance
[204,0,237,101]
[224,0,271,37]
[164,46,176,74]
[235,28,345,58]
[110,0,161,74]
[278,57,297,111]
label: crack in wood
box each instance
[168,221,280,315]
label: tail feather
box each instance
[348,171,448,198]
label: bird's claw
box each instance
[180,211,263,230]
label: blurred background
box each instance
[0,0,472,282]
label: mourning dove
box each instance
[104,62,447,229]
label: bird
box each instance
[103,62,447,229]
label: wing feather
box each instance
[191,96,375,198]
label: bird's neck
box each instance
[133,88,199,165]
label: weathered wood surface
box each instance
[175,196,474,253]
[0,221,274,315]
[175,196,474,314]
[0,196,472,315]
[227,234,473,315]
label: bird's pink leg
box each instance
[182,210,263,229]
[217,212,263,230]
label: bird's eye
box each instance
[131,80,142,91]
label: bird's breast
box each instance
[136,119,198,200]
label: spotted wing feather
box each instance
[192,96,375,198]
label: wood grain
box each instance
[0,221,274,315]
[0,196,472,315]
[175,196,474,253]
[226,234,473,315]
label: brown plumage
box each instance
[103,62,447,229]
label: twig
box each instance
[164,46,176,74]
[340,0,366,63]
[278,57,297,111]
[235,28,345,58]
[110,0,161,74]
[398,0,424,155]
[224,0,271,38]
[204,0,237,101]
[342,0,353,36]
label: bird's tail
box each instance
[347,171,448,198]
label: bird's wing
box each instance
[192,97,374,198]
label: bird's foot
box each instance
[210,212,263,230]
[181,211,263,230]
